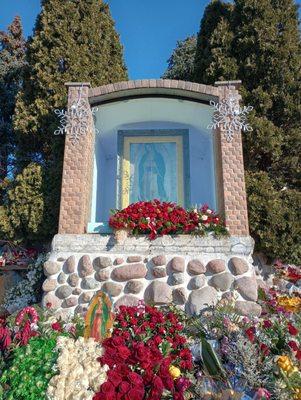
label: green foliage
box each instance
[194,0,237,84]
[0,163,45,243]
[0,16,26,198]
[11,0,128,242]
[191,0,301,263]
[246,171,301,263]
[0,336,58,400]
[163,36,197,81]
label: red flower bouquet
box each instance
[109,200,227,240]
[94,303,192,400]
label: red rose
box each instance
[99,381,115,398]
[288,323,298,336]
[245,327,255,342]
[124,388,144,400]
[107,370,123,387]
[127,371,144,387]
[117,345,131,360]
[51,322,63,332]
[288,340,299,352]
[117,381,131,394]
[260,343,270,356]
[263,320,272,329]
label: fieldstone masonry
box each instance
[42,234,261,317]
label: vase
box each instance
[114,228,130,244]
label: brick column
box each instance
[215,81,249,236]
[58,82,95,234]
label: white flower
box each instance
[47,337,107,400]
[207,209,212,214]
[201,215,208,221]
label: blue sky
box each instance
[0,0,209,79]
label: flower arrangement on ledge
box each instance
[109,200,228,240]
[1,280,300,399]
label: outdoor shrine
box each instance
[43,79,259,317]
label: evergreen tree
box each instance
[163,36,197,81]
[0,16,26,194]
[193,0,301,262]
[9,0,127,243]
[194,0,237,84]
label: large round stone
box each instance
[145,281,172,304]
[94,256,112,269]
[62,296,78,308]
[172,287,187,305]
[207,259,226,274]
[151,255,166,266]
[42,293,62,310]
[153,266,167,278]
[187,286,218,314]
[78,255,94,277]
[102,282,123,297]
[114,295,139,309]
[111,263,147,281]
[187,259,206,275]
[65,255,76,273]
[42,279,57,292]
[209,272,234,292]
[95,269,110,282]
[170,257,185,272]
[57,272,67,284]
[44,261,60,277]
[80,292,94,304]
[229,257,249,276]
[127,255,142,263]
[56,285,72,299]
[125,280,144,294]
[235,301,262,317]
[170,273,185,285]
[68,273,80,287]
[235,276,258,301]
[81,277,99,290]
[189,275,206,290]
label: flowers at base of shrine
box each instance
[109,200,227,239]
[0,240,38,267]
[46,336,108,400]
[0,335,59,400]
[258,285,301,315]
[186,289,301,400]
[94,302,193,400]
[0,306,39,350]
[273,260,301,284]
[3,253,45,314]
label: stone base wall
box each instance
[42,234,261,317]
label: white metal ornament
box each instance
[207,97,253,142]
[54,86,98,144]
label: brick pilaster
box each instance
[215,81,249,236]
[58,82,94,234]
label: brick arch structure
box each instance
[59,79,249,237]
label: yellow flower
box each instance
[277,296,301,313]
[169,365,181,380]
[277,355,299,376]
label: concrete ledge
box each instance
[52,234,254,256]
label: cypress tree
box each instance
[0,16,26,198]
[163,36,197,81]
[194,0,238,84]
[193,0,301,262]
[10,0,127,243]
